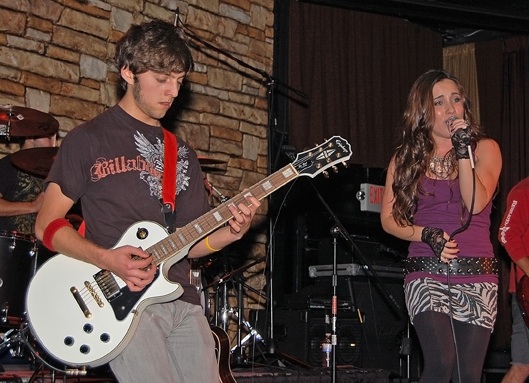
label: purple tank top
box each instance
[407,175,497,283]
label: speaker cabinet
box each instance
[275,274,414,374]
[306,313,362,366]
[273,309,362,367]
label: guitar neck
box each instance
[148,163,299,265]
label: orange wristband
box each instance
[43,218,72,252]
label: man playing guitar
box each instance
[499,176,529,383]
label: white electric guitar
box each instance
[25,136,352,367]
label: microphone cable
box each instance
[446,143,476,383]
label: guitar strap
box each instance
[161,128,178,233]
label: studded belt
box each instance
[405,256,498,276]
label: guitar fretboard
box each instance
[147,163,299,264]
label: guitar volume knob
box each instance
[136,227,149,240]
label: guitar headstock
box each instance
[293,136,352,178]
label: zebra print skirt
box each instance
[404,277,498,330]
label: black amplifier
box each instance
[308,263,404,279]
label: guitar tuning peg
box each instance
[342,161,349,168]
[322,170,330,178]
[332,165,338,173]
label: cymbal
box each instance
[10,147,59,178]
[0,105,59,137]
[197,156,226,165]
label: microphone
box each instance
[445,115,456,129]
[448,116,474,169]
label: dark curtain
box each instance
[476,36,529,349]
[478,36,529,215]
[287,1,442,168]
[499,36,529,198]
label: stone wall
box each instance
[0,0,274,345]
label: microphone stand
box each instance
[177,19,308,361]
[308,181,404,317]
[329,228,339,382]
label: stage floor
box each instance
[233,365,391,383]
[0,363,391,383]
[0,364,115,382]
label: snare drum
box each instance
[0,231,37,321]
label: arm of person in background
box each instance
[0,191,45,217]
[499,182,529,276]
[0,135,57,218]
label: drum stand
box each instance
[230,275,267,365]
[208,256,268,366]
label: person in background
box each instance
[35,20,260,382]
[498,176,529,383]
[380,69,502,382]
[0,133,57,320]
[0,134,56,234]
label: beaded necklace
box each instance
[429,152,455,179]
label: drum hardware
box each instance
[229,278,267,366]
[0,232,38,321]
[206,256,267,365]
[0,324,115,382]
[0,328,27,360]
[0,325,90,381]
[0,105,59,139]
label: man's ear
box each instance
[120,66,134,85]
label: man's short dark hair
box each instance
[115,20,194,91]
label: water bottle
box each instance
[321,332,332,367]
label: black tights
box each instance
[413,311,491,383]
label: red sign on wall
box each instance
[357,183,384,213]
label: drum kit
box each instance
[0,105,59,140]
[0,105,60,322]
[0,105,68,378]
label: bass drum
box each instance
[0,231,37,322]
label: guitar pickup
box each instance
[94,270,121,301]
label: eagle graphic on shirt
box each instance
[134,131,190,199]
